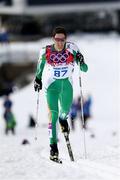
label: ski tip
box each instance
[50,158,62,164]
[58,160,62,164]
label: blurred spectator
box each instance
[0,26,9,45]
[69,99,78,130]
[3,95,16,135]
[80,94,92,129]
[69,94,92,130]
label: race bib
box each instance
[46,63,74,79]
[51,64,73,79]
[53,66,68,78]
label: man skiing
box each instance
[34,26,88,162]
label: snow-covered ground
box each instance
[0,33,120,180]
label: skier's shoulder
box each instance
[41,44,53,53]
[46,44,52,49]
[39,44,51,56]
[39,46,46,56]
[66,41,79,52]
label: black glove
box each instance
[76,52,84,65]
[76,52,88,72]
[34,77,42,92]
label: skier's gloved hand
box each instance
[34,77,42,92]
[80,61,88,72]
[76,52,88,72]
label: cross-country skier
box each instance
[34,26,88,162]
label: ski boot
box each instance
[50,144,62,163]
[59,117,70,135]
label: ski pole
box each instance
[35,91,40,140]
[78,63,87,159]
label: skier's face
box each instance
[53,33,66,51]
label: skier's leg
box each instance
[58,80,74,161]
[59,79,73,133]
[46,86,60,160]
[46,88,59,144]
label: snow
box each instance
[0,33,120,180]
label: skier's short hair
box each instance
[52,26,67,38]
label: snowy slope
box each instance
[0,33,120,180]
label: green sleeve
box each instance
[73,48,88,72]
[73,50,79,64]
[35,47,46,80]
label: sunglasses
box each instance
[54,37,66,42]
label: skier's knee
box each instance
[49,111,59,124]
[59,112,68,120]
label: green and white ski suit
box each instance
[35,42,87,144]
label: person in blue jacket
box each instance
[69,99,79,130]
[70,94,92,130]
[3,95,16,135]
[82,95,92,129]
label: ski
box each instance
[50,157,62,164]
[63,132,74,161]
